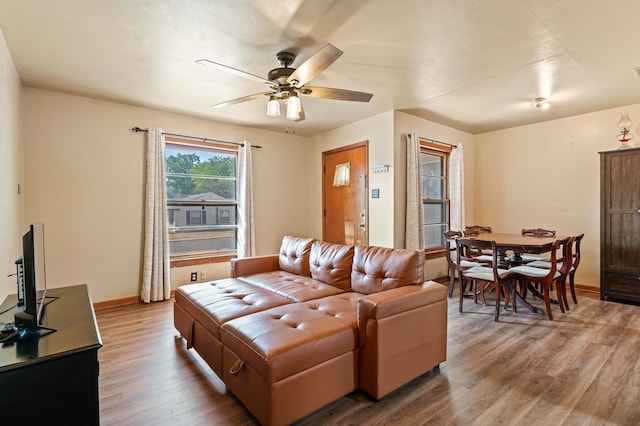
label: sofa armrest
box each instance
[230,255,280,278]
[357,280,448,400]
[358,281,447,321]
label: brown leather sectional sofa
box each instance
[174,236,448,425]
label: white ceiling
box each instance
[1,0,640,137]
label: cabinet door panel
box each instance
[606,213,640,272]
[606,153,640,210]
[602,271,640,302]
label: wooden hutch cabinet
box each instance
[599,147,640,303]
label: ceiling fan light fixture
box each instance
[286,93,301,120]
[202,43,372,123]
[266,96,280,117]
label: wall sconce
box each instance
[617,113,633,149]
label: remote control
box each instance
[1,321,16,334]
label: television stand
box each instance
[6,296,59,343]
[0,284,102,425]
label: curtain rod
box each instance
[130,127,262,149]
[419,136,458,149]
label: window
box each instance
[420,142,451,252]
[165,137,238,262]
[186,210,206,225]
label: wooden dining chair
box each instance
[519,228,556,263]
[456,238,514,321]
[528,233,584,311]
[444,231,462,298]
[522,228,556,237]
[508,237,574,320]
[566,233,585,306]
[463,225,492,236]
[463,225,493,260]
[444,230,489,298]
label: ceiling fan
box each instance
[196,43,373,121]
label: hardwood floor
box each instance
[95,288,640,425]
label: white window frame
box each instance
[420,141,451,254]
[164,137,238,266]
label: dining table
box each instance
[465,232,567,315]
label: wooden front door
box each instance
[322,142,368,244]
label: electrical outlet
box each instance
[190,272,198,282]
[200,270,207,279]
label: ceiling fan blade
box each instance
[300,86,373,102]
[287,43,343,87]
[212,92,271,108]
[196,59,272,85]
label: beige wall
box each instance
[22,88,310,302]
[475,104,640,289]
[309,111,395,247]
[0,29,22,301]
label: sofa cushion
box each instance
[351,245,426,294]
[220,296,358,383]
[174,279,292,339]
[237,271,344,302]
[278,235,315,277]
[309,241,354,291]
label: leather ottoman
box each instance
[219,294,359,425]
[173,279,292,377]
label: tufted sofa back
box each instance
[278,236,315,277]
[309,241,355,291]
[351,245,426,294]
[277,236,427,295]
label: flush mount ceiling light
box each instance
[530,97,550,110]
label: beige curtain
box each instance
[405,132,424,250]
[449,143,465,232]
[237,141,255,257]
[141,128,171,303]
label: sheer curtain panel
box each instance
[237,141,255,257]
[449,143,465,232]
[405,132,424,250]
[141,128,171,303]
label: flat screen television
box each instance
[14,223,54,330]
